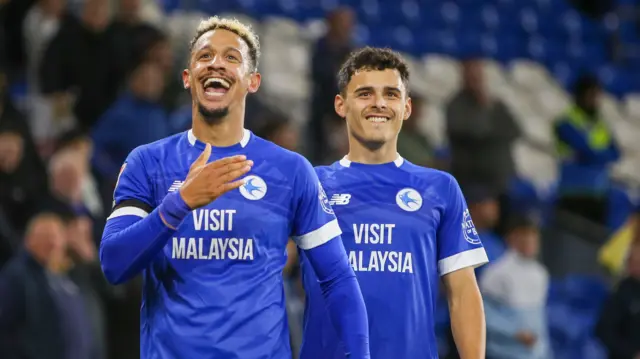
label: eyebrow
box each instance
[354,86,402,93]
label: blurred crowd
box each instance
[1,0,640,359]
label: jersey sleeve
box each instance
[107,147,155,221]
[436,175,489,276]
[291,157,342,250]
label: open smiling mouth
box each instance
[365,115,390,123]
[203,77,231,97]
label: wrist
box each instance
[158,191,192,229]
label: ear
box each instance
[247,72,261,94]
[334,94,346,118]
[182,69,190,90]
[403,96,412,121]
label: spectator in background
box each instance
[23,0,72,151]
[0,91,49,235]
[260,117,300,152]
[466,185,506,269]
[307,6,354,164]
[596,243,640,359]
[54,129,104,223]
[107,0,159,83]
[0,212,96,359]
[397,94,433,167]
[446,59,520,234]
[91,60,169,182]
[0,0,38,80]
[40,0,120,132]
[554,74,620,227]
[480,216,550,359]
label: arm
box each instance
[99,148,190,284]
[482,297,519,340]
[304,238,369,358]
[436,174,489,359]
[555,122,619,164]
[443,267,486,359]
[478,268,519,340]
[493,102,521,141]
[291,159,369,358]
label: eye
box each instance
[358,92,371,97]
[387,92,399,98]
[199,53,211,60]
[227,54,239,61]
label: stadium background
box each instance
[1,0,640,358]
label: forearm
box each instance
[449,281,486,359]
[304,239,370,358]
[100,192,190,284]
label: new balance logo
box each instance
[168,180,184,192]
[329,193,351,205]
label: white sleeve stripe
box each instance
[294,219,342,250]
[107,206,149,220]
[438,247,489,276]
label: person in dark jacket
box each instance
[0,211,95,359]
[40,0,120,131]
[596,243,640,359]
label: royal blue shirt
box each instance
[300,156,489,359]
[100,129,369,359]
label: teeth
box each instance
[367,117,388,123]
[204,77,230,89]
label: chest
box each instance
[324,181,440,253]
[151,159,295,262]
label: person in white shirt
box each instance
[480,216,551,359]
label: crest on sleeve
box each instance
[462,208,481,245]
[115,163,127,191]
[318,182,334,215]
[112,163,127,208]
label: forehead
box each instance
[193,28,250,56]
[347,68,404,92]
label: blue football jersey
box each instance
[300,156,489,359]
[110,129,341,359]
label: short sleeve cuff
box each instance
[438,247,489,276]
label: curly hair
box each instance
[189,16,261,72]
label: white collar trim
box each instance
[187,128,251,148]
[339,155,404,168]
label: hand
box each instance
[515,331,537,348]
[179,143,253,209]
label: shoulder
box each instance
[125,132,186,168]
[250,135,312,171]
[401,160,458,190]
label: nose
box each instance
[373,93,388,109]
[207,54,226,70]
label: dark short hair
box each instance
[337,47,410,96]
[572,74,601,99]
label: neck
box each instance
[192,106,245,147]
[346,136,398,164]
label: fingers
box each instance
[190,143,211,170]
[217,179,247,195]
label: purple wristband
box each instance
[158,191,192,229]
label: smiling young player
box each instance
[99,17,369,359]
[299,47,488,359]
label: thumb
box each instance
[191,143,211,169]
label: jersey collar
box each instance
[187,128,251,148]
[339,155,404,168]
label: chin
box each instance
[197,102,229,124]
